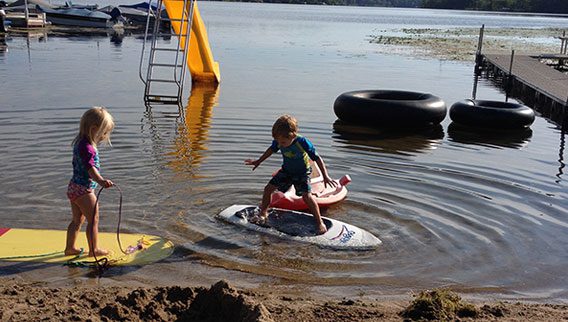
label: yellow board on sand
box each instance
[0,228,174,266]
[163,0,220,84]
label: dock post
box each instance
[471,74,479,100]
[24,0,30,28]
[0,9,6,34]
[505,49,515,101]
[561,31,567,55]
[475,24,485,74]
[564,94,568,129]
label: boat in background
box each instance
[6,0,54,10]
[37,4,121,28]
[60,1,98,11]
[121,1,169,27]
[97,5,154,27]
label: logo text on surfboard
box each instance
[331,225,356,243]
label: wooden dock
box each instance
[480,53,568,127]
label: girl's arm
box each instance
[245,147,273,171]
[88,167,113,188]
[315,157,337,188]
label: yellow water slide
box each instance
[163,0,220,84]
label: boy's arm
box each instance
[298,137,336,187]
[245,147,273,171]
[315,157,337,188]
[88,167,114,188]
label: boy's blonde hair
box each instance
[73,106,115,147]
[272,115,298,138]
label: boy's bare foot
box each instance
[249,214,270,227]
[88,249,109,257]
[316,223,327,235]
[64,248,83,256]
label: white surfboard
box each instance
[218,205,382,250]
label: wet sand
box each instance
[1,278,567,321]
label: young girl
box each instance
[65,107,115,257]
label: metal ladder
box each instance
[139,0,195,105]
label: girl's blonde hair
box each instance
[73,106,115,147]
[272,114,298,138]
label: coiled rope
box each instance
[87,184,126,276]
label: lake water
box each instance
[1,2,567,302]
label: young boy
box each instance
[245,115,336,235]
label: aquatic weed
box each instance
[400,288,478,321]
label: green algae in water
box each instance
[369,27,562,61]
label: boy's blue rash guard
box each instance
[270,136,320,175]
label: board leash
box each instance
[90,184,126,276]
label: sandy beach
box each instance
[1,277,567,321]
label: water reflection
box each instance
[141,104,183,174]
[110,29,125,46]
[0,37,6,54]
[9,30,48,63]
[471,71,479,100]
[447,122,532,149]
[557,128,565,183]
[168,84,220,177]
[332,120,444,155]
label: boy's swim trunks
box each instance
[269,170,311,196]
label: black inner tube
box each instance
[449,99,535,129]
[334,90,447,127]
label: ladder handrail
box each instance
[171,0,185,88]
[172,0,194,96]
[138,4,156,85]
[144,0,165,99]
[179,0,195,95]
[141,0,193,105]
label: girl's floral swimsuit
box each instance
[67,137,100,201]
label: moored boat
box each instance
[97,5,154,26]
[37,5,118,28]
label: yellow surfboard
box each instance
[0,228,174,267]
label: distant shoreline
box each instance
[199,0,568,17]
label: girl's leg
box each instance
[74,192,109,257]
[65,201,85,255]
[302,193,327,235]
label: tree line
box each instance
[421,0,568,13]
[218,0,422,7]
[215,0,568,13]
